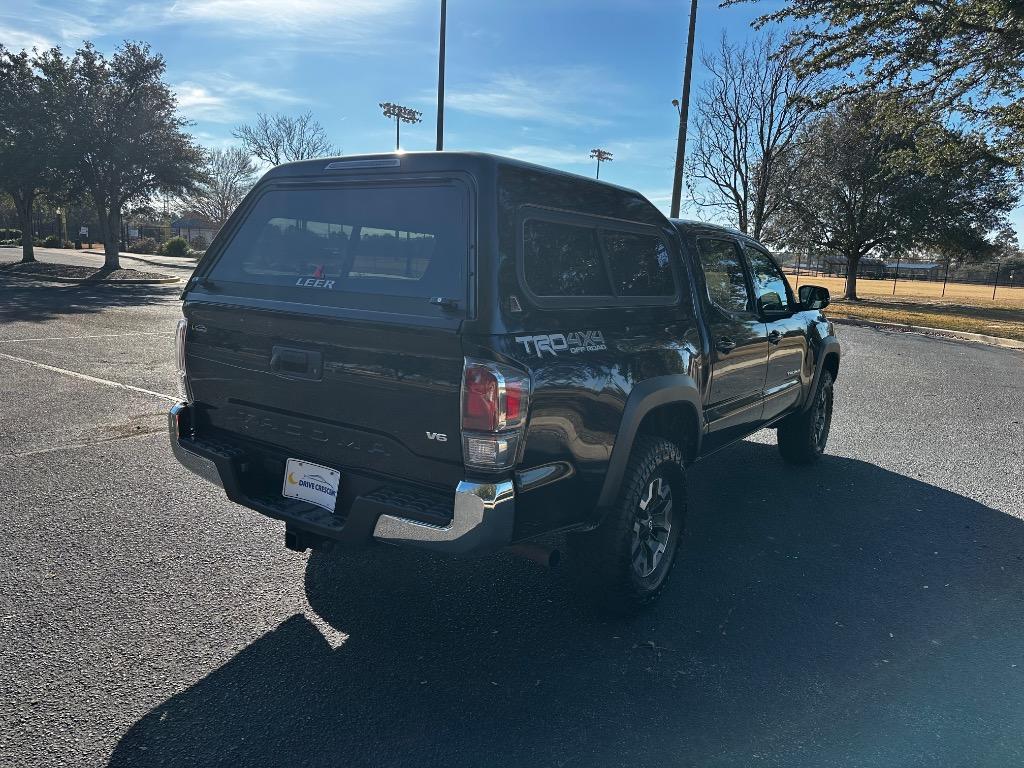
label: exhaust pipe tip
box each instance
[505,543,560,568]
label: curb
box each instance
[83,250,198,269]
[0,269,180,286]
[832,317,1024,350]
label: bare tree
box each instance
[233,112,337,166]
[184,147,258,226]
[687,32,822,240]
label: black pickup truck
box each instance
[169,152,840,611]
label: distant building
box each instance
[822,254,886,278]
[883,261,942,280]
[171,217,218,244]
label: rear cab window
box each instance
[204,181,470,317]
[518,210,680,306]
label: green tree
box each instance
[731,0,1024,160]
[768,95,1016,299]
[0,46,61,263]
[37,42,206,269]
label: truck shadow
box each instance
[0,278,180,325]
[109,442,1024,767]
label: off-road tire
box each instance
[777,369,834,465]
[569,436,687,614]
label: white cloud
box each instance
[135,0,415,43]
[444,67,621,127]
[0,24,53,51]
[174,75,305,122]
[642,189,673,206]
[4,0,419,53]
[483,144,590,167]
[0,2,100,49]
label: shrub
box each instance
[43,234,61,247]
[127,237,158,254]
[189,235,208,250]
[0,228,22,240]
[161,236,190,257]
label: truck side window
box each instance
[602,231,675,296]
[743,246,790,313]
[696,238,752,313]
[523,219,612,297]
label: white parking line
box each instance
[0,352,177,402]
[0,331,169,343]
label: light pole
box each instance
[670,0,699,218]
[436,0,447,151]
[590,148,613,179]
[379,102,423,151]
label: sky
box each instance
[2,0,1022,240]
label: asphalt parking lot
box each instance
[2,261,1023,767]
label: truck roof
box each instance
[670,218,771,249]
[260,150,645,197]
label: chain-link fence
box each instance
[775,252,1024,301]
[124,221,222,255]
[2,210,222,255]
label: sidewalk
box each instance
[0,246,198,272]
[81,249,199,271]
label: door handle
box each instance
[716,338,737,353]
[768,330,782,345]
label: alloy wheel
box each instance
[631,475,674,578]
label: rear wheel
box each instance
[777,369,834,464]
[569,436,686,614]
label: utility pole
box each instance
[590,148,613,179]
[670,0,699,218]
[436,0,447,151]
[379,102,423,151]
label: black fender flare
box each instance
[799,336,841,411]
[596,375,703,508]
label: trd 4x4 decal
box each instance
[515,330,607,357]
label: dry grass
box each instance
[786,272,1024,307]
[783,273,1024,342]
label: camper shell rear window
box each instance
[204,180,470,316]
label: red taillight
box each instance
[461,358,531,470]
[505,382,524,423]
[463,365,500,431]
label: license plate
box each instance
[282,458,340,512]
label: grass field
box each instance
[785,273,1024,307]
[785,273,1024,342]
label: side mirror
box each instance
[756,291,785,314]
[799,284,830,310]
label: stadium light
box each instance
[379,102,423,151]
[590,148,613,179]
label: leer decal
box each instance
[295,277,335,289]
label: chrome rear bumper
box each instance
[169,402,515,556]
[372,480,515,556]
